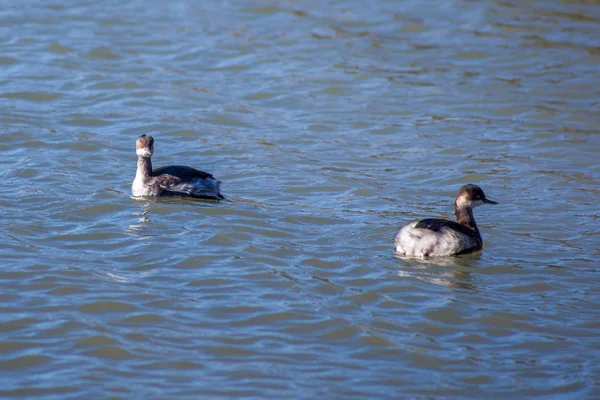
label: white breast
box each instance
[131,176,150,197]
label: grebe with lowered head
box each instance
[395,184,497,257]
[132,134,224,199]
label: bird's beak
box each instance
[484,198,498,205]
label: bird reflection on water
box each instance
[394,253,482,290]
[125,201,153,240]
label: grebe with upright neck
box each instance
[395,184,497,257]
[131,134,224,200]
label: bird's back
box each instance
[152,165,222,199]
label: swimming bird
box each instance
[395,184,497,257]
[131,134,223,199]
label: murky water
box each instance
[1,0,599,398]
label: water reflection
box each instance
[125,200,152,239]
[395,253,481,290]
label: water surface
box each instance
[1,0,599,398]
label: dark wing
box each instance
[152,165,223,200]
[152,165,215,180]
[414,218,476,237]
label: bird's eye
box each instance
[475,195,480,199]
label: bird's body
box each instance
[395,185,497,257]
[131,134,223,200]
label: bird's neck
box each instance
[455,205,478,233]
[136,157,152,181]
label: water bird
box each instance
[395,184,497,257]
[131,134,224,199]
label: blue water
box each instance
[1,0,599,398]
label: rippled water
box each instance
[1,0,599,398]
